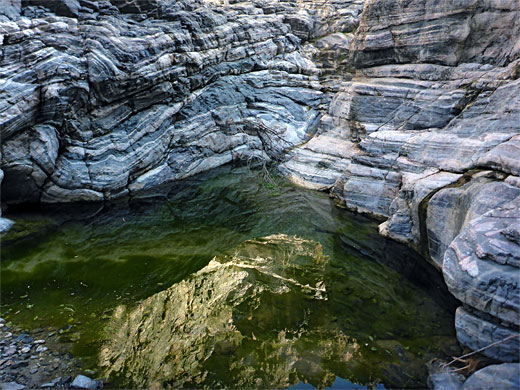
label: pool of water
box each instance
[1,165,459,389]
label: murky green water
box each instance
[1,166,459,389]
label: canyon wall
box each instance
[1,0,519,385]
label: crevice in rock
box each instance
[417,170,475,261]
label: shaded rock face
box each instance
[1,0,519,383]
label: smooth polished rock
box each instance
[462,363,520,390]
[427,176,520,267]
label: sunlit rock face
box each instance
[99,235,343,389]
[98,234,457,389]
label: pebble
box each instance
[3,332,13,339]
[11,360,29,369]
[5,347,17,356]
[21,347,31,354]
[70,375,100,390]
[34,340,45,345]
[35,346,48,353]
[29,367,38,374]
[1,382,25,390]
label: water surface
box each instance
[1,166,459,389]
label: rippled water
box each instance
[1,166,459,389]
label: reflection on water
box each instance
[1,166,459,389]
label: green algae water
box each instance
[1,166,459,389]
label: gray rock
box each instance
[350,0,520,67]
[24,0,80,17]
[0,218,14,235]
[427,177,520,267]
[70,375,98,389]
[462,363,520,390]
[1,0,336,204]
[455,307,519,362]
[0,383,25,390]
[429,370,464,390]
[0,0,21,19]
[0,0,519,376]
[444,198,520,326]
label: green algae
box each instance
[1,166,459,388]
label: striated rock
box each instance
[462,363,520,390]
[455,306,519,362]
[443,197,520,360]
[1,0,519,385]
[427,175,520,267]
[1,0,332,203]
[282,0,520,376]
[350,0,520,67]
[478,135,520,176]
[444,198,520,325]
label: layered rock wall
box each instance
[280,0,520,371]
[1,0,519,384]
[1,0,338,202]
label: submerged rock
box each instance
[100,234,336,388]
[99,233,453,389]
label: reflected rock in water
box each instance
[99,234,359,389]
